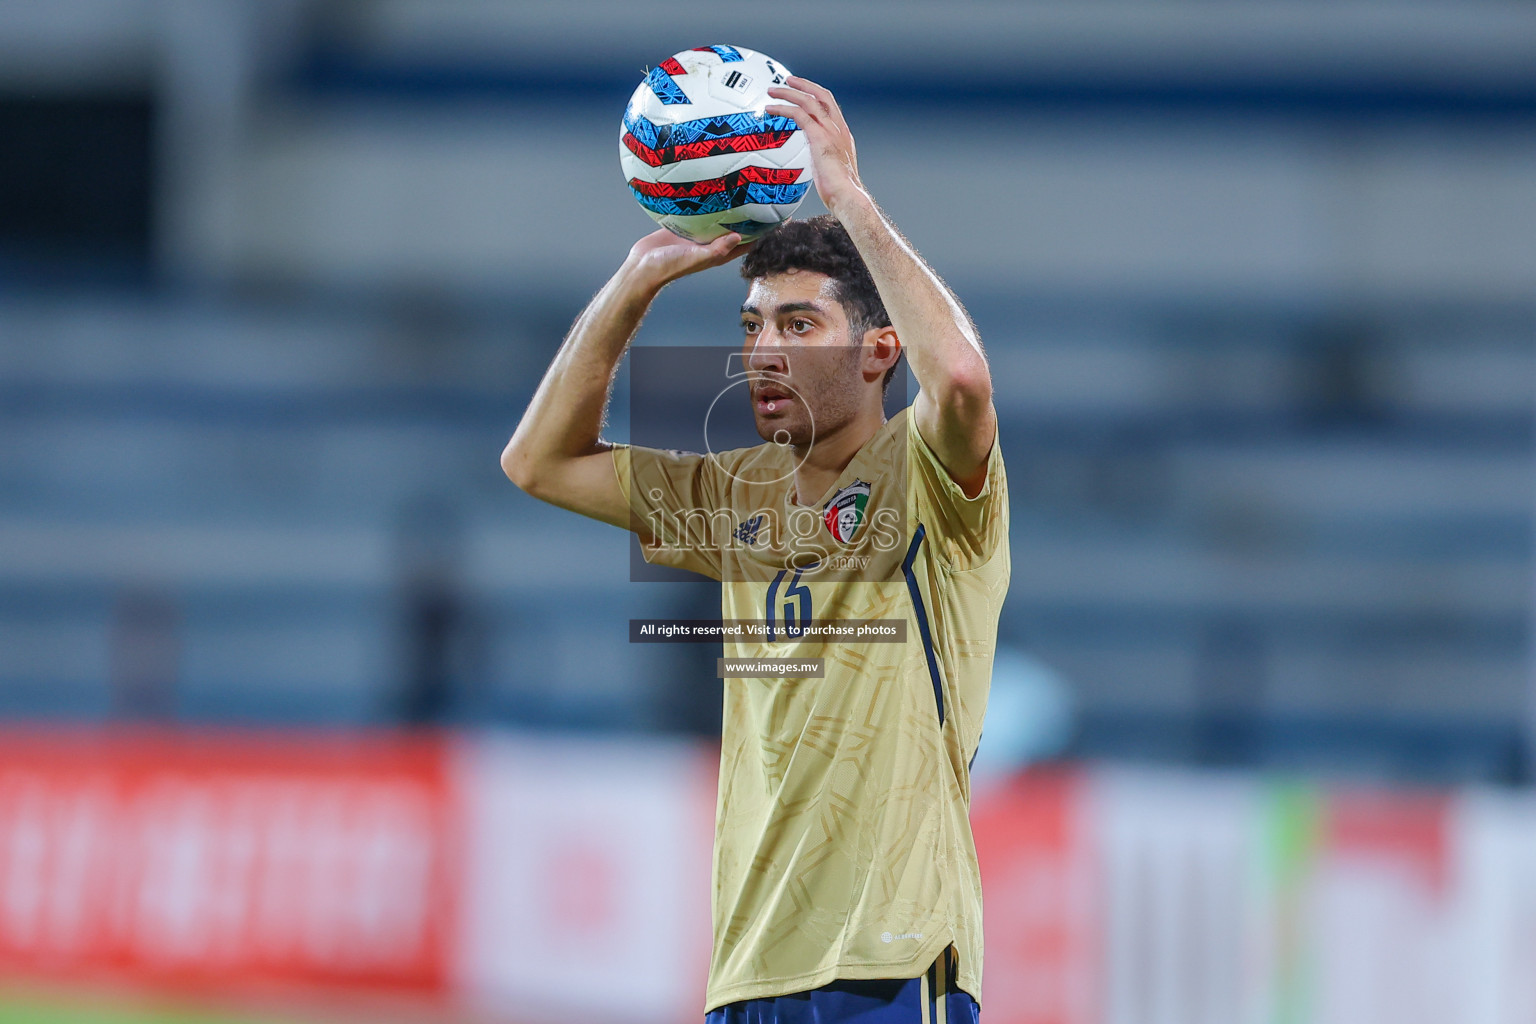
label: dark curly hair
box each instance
[740,215,901,393]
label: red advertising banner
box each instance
[972,770,1095,1024]
[1308,787,1456,1024]
[0,728,456,995]
[1325,788,1451,894]
[0,729,1526,1024]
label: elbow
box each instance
[943,360,993,415]
[500,439,541,496]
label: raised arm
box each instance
[767,77,996,495]
[501,229,747,527]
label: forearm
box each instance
[763,74,996,487]
[502,259,659,488]
[829,189,991,406]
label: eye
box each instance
[742,321,760,335]
[791,318,813,334]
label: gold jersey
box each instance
[614,407,1009,1011]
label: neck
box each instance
[789,403,886,506]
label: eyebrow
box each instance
[739,301,827,318]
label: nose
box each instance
[745,334,788,378]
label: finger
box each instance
[784,75,829,98]
[766,84,822,113]
[782,76,840,117]
[765,102,827,134]
[766,108,834,147]
[770,84,846,135]
[707,232,743,256]
[764,96,823,130]
[713,236,755,264]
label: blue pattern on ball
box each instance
[644,66,689,105]
[622,109,799,150]
[629,181,810,217]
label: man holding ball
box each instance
[504,74,1008,1023]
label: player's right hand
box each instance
[624,228,750,289]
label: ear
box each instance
[860,324,901,385]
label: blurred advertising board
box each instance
[450,732,715,1022]
[972,771,1096,1024]
[0,728,715,1023]
[969,769,1536,1024]
[0,728,456,993]
[1,729,1536,1024]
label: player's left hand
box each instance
[766,76,864,212]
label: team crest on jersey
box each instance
[823,480,871,544]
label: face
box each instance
[739,270,870,448]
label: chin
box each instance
[754,415,812,447]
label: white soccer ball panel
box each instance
[619,47,787,130]
[650,201,799,245]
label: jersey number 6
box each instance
[766,567,812,641]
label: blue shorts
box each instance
[705,948,979,1024]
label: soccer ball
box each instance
[620,45,813,243]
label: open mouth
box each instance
[751,382,793,415]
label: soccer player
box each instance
[502,77,1008,1023]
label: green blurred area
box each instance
[0,993,279,1024]
[0,990,466,1024]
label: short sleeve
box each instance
[613,444,729,580]
[907,412,1008,570]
